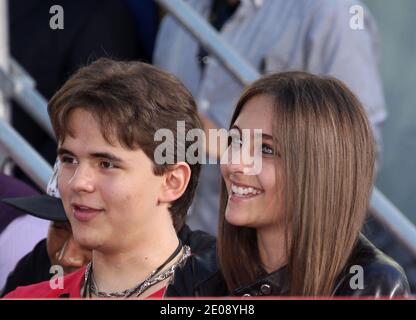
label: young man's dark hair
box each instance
[48,58,202,231]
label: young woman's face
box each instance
[220,95,285,229]
[57,108,166,252]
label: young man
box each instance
[4,58,216,298]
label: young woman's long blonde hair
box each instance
[218,72,376,296]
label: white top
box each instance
[0,214,49,292]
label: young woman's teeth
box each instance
[231,184,261,197]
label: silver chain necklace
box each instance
[83,245,191,298]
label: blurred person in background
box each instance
[0,174,49,292]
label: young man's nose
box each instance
[68,164,95,193]
[57,237,91,271]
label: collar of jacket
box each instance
[164,224,220,297]
[233,266,289,296]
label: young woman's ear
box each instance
[158,162,191,205]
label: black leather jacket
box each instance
[168,234,410,298]
[165,224,219,297]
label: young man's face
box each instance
[57,108,166,252]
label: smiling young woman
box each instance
[208,72,410,297]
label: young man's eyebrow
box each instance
[89,152,124,163]
[57,148,124,163]
[57,147,75,157]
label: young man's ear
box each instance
[158,162,191,205]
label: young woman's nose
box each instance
[225,142,258,175]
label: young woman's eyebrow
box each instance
[262,133,273,141]
[232,125,274,141]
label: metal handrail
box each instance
[156,0,258,85]
[0,59,54,139]
[155,0,416,255]
[0,119,52,190]
[371,189,416,256]
[0,0,10,123]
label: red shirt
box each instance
[4,266,166,299]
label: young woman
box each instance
[205,72,410,297]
